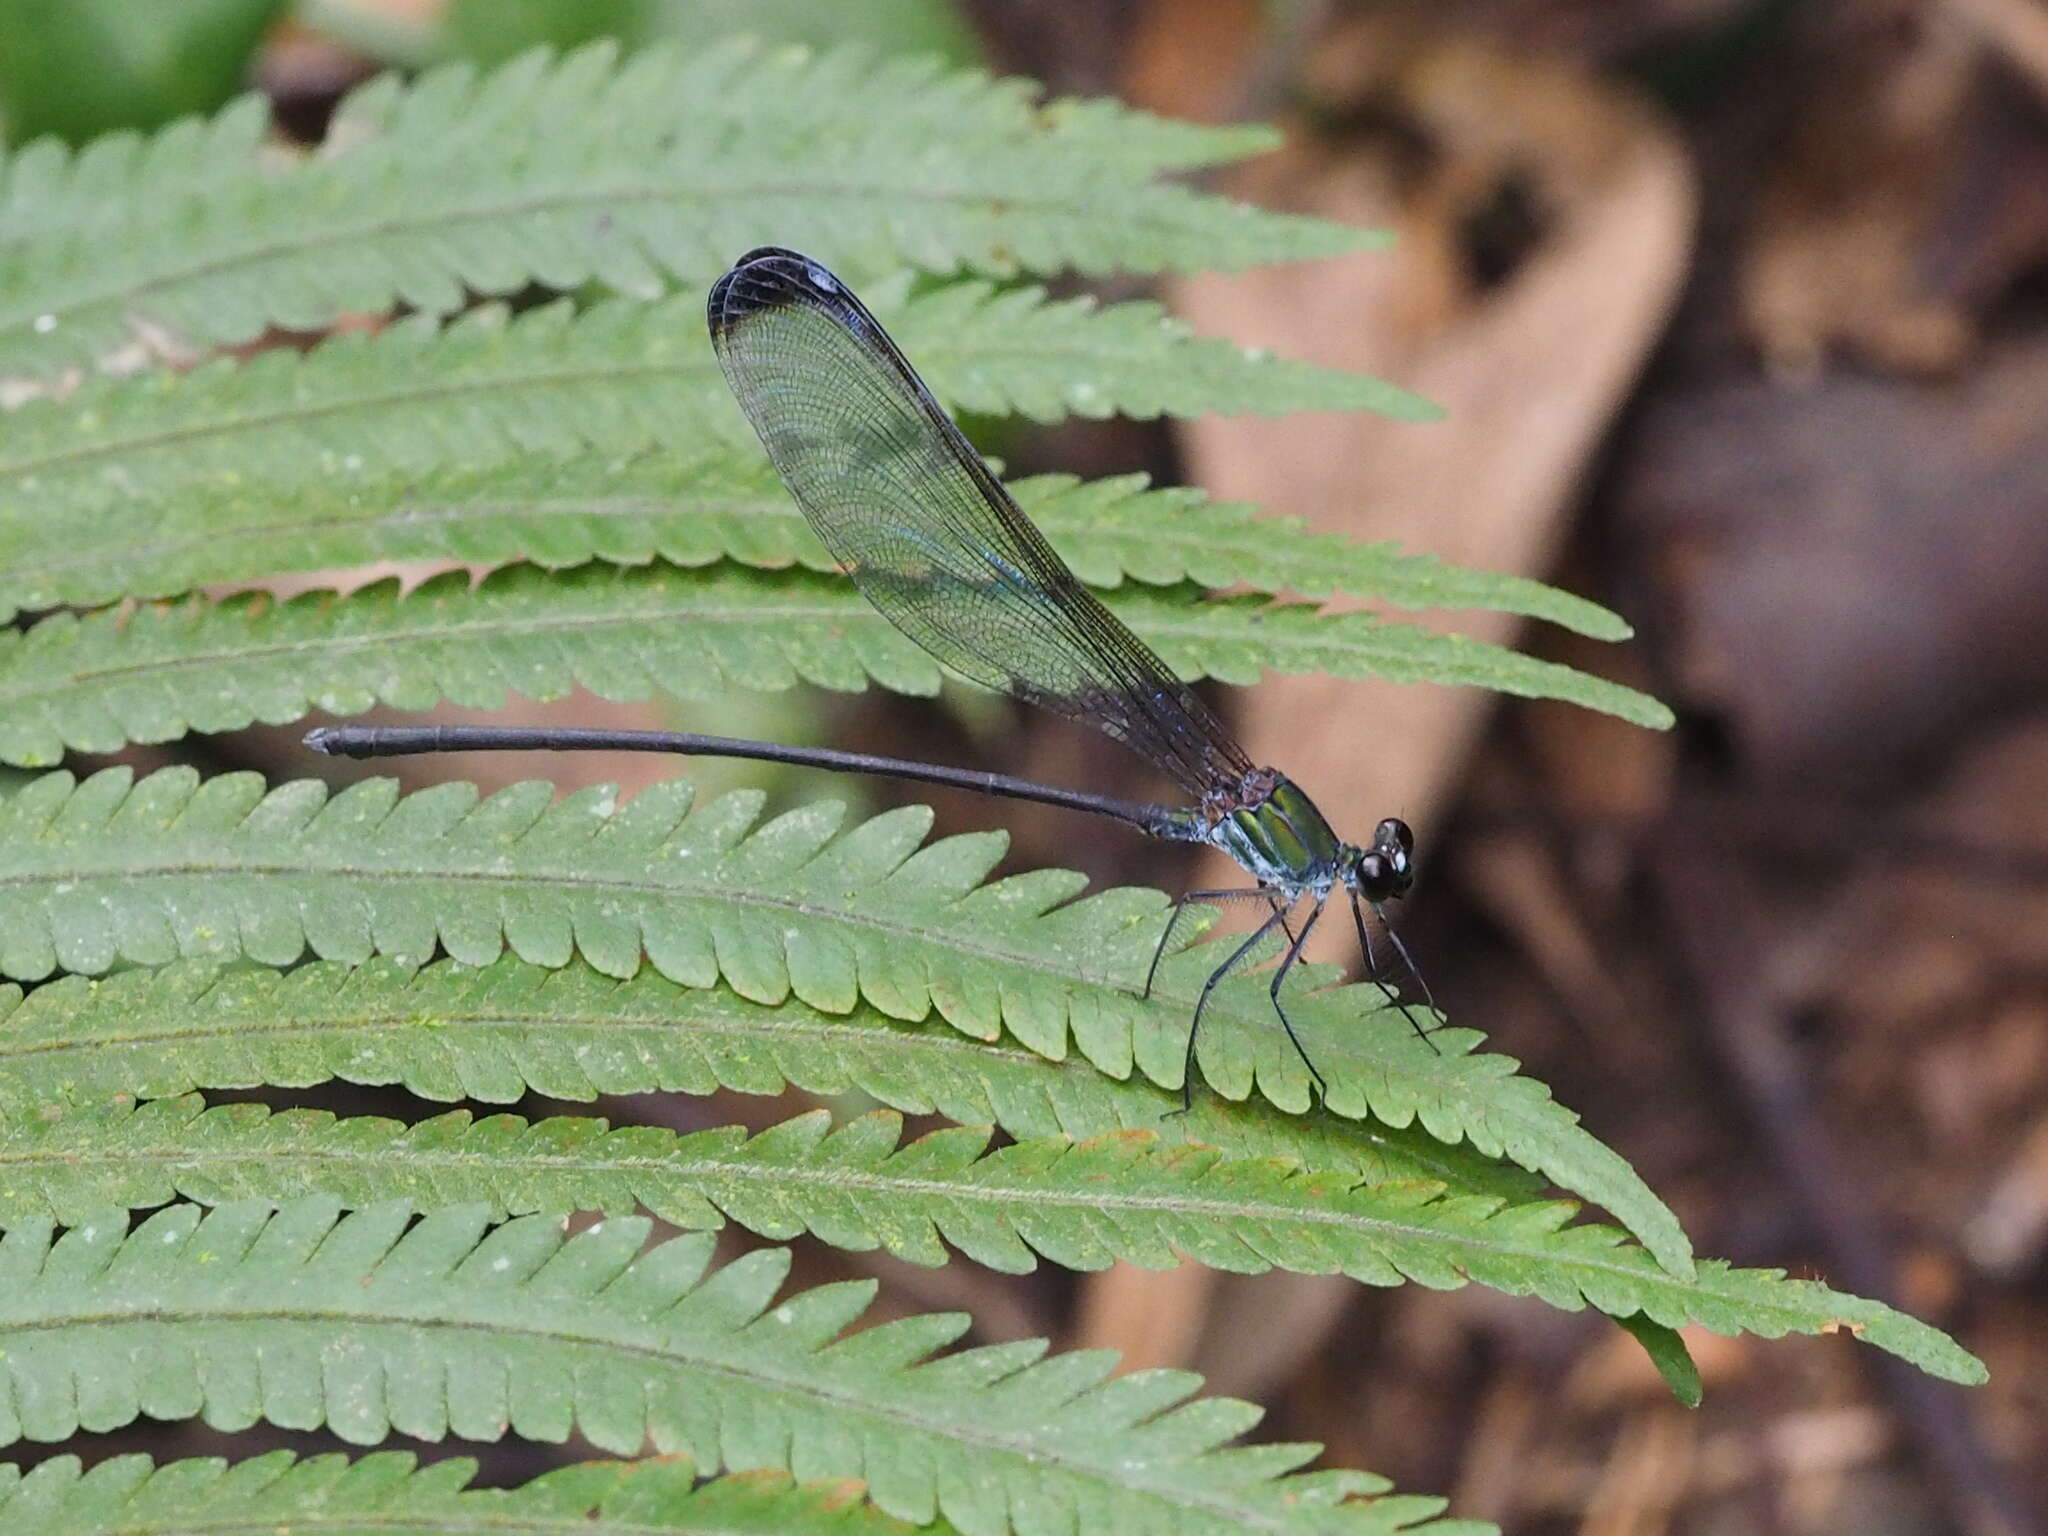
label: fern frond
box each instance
[0,1098,1985,1389]
[1001,475,1632,638]
[0,957,1544,1202]
[1615,1312,1703,1408]
[0,563,1668,766]
[0,1200,1475,1536]
[0,459,1631,640]
[0,40,1376,381]
[0,769,1693,1277]
[0,1450,947,1536]
[0,286,1424,573]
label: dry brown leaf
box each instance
[1451,1375,1543,1524]
[1625,345,2048,785]
[1456,830,1635,1039]
[1740,0,1981,376]
[1580,1406,1697,1536]
[1943,0,2048,97]
[1178,1269,1356,1398]
[1159,10,1694,951]
[1068,1261,1219,1372]
[1073,7,1696,1395]
[1967,1110,2048,1275]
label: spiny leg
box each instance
[1142,886,1288,1000]
[1350,888,1439,1051]
[1169,904,1291,1116]
[1374,904,1438,1014]
[1348,886,1391,993]
[1266,895,1330,1101]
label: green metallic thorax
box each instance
[1210,774,1350,889]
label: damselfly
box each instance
[309,247,1436,1107]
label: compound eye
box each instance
[1353,850,1396,902]
[1376,817,1414,854]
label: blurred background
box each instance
[6,0,2045,1531]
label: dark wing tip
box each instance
[731,245,809,268]
[707,246,846,341]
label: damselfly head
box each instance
[1349,817,1415,902]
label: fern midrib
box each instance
[0,842,1614,1185]
[11,593,1400,698]
[0,315,1271,492]
[0,981,1544,1193]
[0,361,689,486]
[0,998,1023,1071]
[0,1129,1896,1344]
[15,596,915,689]
[5,1301,1304,1532]
[10,1136,1612,1279]
[0,172,1207,357]
[21,1515,677,1536]
[0,855,1140,1003]
[11,494,790,584]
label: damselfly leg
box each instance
[1156,888,1427,1112]
[1350,887,1439,1049]
[1263,896,1330,1102]
[1142,886,1294,1001]
[1167,903,1293,1116]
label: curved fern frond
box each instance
[0,286,1426,572]
[0,459,1631,640]
[0,768,1693,1277]
[0,1098,1986,1389]
[0,39,1377,382]
[0,1450,949,1536]
[0,1200,1473,1536]
[0,958,1538,1199]
[0,563,1669,766]
[910,475,1629,638]
[0,286,1417,550]
[0,957,1543,1201]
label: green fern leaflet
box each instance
[0,956,1544,1200]
[0,460,1631,639]
[0,1451,952,1536]
[0,562,1668,766]
[0,1200,1479,1536]
[0,767,1695,1276]
[0,1095,1985,1388]
[0,39,1380,381]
